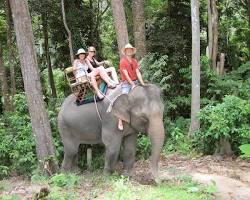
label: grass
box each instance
[0,172,215,200]
[105,176,214,200]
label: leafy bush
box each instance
[41,68,70,98]
[47,190,78,200]
[239,144,250,158]
[163,117,192,154]
[0,93,64,178]
[194,95,250,154]
[0,94,36,177]
[207,61,250,101]
[137,134,151,159]
[49,173,80,188]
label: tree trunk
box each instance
[41,11,57,98]
[61,0,74,65]
[214,136,233,156]
[211,0,218,70]
[6,0,16,107]
[0,45,11,111]
[132,0,146,60]
[9,0,58,173]
[246,0,250,50]
[89,0,94,45]
[111,0,129,58]
[219,53,225,75]
[207,0,213,60]
[189,0,200,136]
[207,0,218,70]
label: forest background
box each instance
[0,0,249,178]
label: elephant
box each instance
[58,83,165,181]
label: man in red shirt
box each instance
[118,43,145,130]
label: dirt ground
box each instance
[132,154,250,200]
[1,154,250,200]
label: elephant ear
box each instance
[111,94,130,123]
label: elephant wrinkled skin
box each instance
[58,84,165,181]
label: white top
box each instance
[74,60,89,78]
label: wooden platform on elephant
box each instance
[64,66,108,105]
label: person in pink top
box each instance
[118,43,145,130]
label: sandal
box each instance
[108,81,116,89]
[96,91,104,99]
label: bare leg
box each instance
[98,66,114,86]
[105,67,119,84]
[89,70,104,99]
[118,119,123,131]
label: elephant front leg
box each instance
[104,143,121,175]
[103,132,122,175]
[61,140,80,173]
[122,134,137,177]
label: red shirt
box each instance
[119,57,139,81]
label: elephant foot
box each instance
[122,170,133,178]
[103,168,112,176]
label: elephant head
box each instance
[111,84,165,181]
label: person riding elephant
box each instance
[118,43,145,131]
[58,82,165,182]
[73,48,116,99]
[86,46,119,85]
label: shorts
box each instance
[121,80,138,94]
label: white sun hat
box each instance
[121,43,137,55]
[75,48,87,56]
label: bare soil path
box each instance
[133,154,250,200]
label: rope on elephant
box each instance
[93,94,102,121]
[87,82,113,122]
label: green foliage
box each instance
[0,94,36,177]
[49,173,80,188]
[140,53,190,118]
[41,68,69,98]
[99,8,119,66]
[207,61,250,100]
[194,95,250,154]
[137,134,151,159]
[0,194,20,200]
[163,117,192,155]
[239,144,250,158]
[47,189,78,200]
[105,175,213,200]
[0,93,65,178]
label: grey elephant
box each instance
[58,84,165,181]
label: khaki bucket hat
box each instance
[121,43,137,55]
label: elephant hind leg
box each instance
[122,134,137,176]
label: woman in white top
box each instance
[73,48,116,99]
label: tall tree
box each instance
[9,0,58,173]
[6,0,16,104]
[189,0,200,136]
[111,0,129,57]
[0,45,11,111]
[61,0,74,64]
[207,0,218,69]
[132,0,146,60]
[41,8,57,98]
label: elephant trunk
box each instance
[148,118,165,183]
